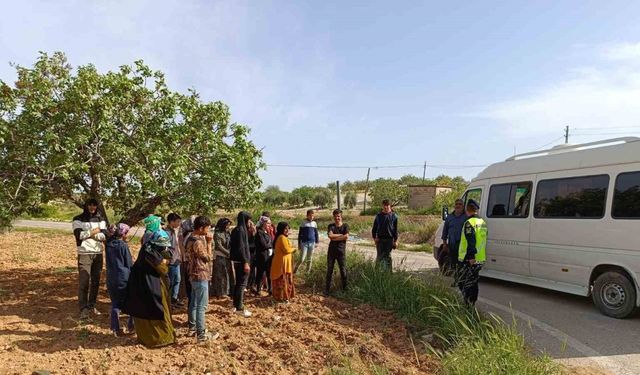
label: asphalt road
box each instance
[12,220,639,374]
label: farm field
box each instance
[0,231,437,375]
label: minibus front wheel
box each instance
[592,271,638,319]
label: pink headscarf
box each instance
[108,223,131,238]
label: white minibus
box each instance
[433,137,640,318]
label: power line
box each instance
[573,132,640,136]
[265,163,487,169]
[533,136,565,151]
[573,126,640,130]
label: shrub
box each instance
[262,185,289,207]
[302,254,559,375]
[313,189,334,208]
[343,191,357,209]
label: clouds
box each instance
[477,42,640,136]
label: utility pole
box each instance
[336,180,341,210]
[422,161,427,183]
[363,168,371,213]
[564,125,570,144]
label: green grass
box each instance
[12,250,40,264]
[396,243,433,253]
[52,266,76,274]
[19,200,116,222]
[301,253,559,375]
[13,227,69,235]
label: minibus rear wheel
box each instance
[592,271,637,319]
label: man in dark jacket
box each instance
[230,211,253,317]
[442,199,467,284]
[371,199,399,271]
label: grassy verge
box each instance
[301,253,559,375]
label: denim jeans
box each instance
[110,305,134,333]
[296,242,315,272]
[107,283,133,333]
[168,264,181,301]
[189,280,209,335]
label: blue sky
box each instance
[3,1,640,190]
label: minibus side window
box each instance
[612,171,640,219]
[463,188,482,208]
[487,182,532,218]
[534,175,609,219]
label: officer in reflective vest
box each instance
[458,199,487,306]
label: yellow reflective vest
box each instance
[458,217,488,263]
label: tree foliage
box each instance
[0,52,263,226]
[289,185,315,207]
[313,188,334,208]
[369,178,409,207]
[344,191,357,209]
[262,185,289,207]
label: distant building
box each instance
[408,185,452,210]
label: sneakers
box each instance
[79,309,90,320]
[171,298,185,308]
[197,331,220,343]
[113,329,126,337]
[233,308,252,318]
[79,307,100,319]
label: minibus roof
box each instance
[473,137,640,182]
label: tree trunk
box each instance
[119,196,163,226]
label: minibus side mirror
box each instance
[441,206,449,221]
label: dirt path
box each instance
[0,231,437,375]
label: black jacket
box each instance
[123,244,166,320]
[371,211,399,241]
[254,228,273,261]
[230,211,252,264]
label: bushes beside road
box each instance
[302,252,559,375]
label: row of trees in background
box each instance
[260,174,468,214]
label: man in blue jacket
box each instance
[371,199,399,271]
[442,199,467,282]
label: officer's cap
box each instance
[466,199,480,210]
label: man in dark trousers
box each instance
[458,199,488,306]
[442,199,467,283]
[371,199,398,271]
[325,209,349,295]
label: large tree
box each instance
[0,52,263,227]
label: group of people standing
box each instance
[73,199,396,347]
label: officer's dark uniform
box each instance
[457,199,487,306]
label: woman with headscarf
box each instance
[211,218,233,298]
[253,216,273,296]
[270,222,296,303]
[179,215,196,305]
[140,214,162,247]
[123,230,176,348]
[230,211,253,317]
[105,223,134,336]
